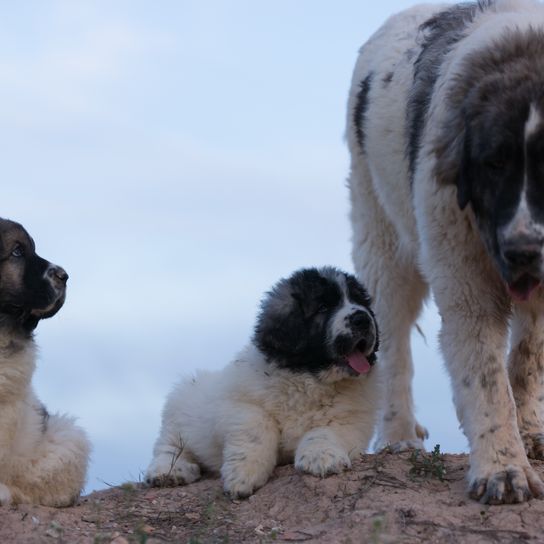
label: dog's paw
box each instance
[222,473,258,499]
[379,438,426,454]
[295,444,351,477]
[375,419,428,453]
[145,454,201,488]
[521,432,544,460]
[0,483,12,506]
[469,464,544,504]
[221,463,271,499]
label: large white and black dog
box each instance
[146,267,379,498]
[0,218,90,506]
[348,0,544,504]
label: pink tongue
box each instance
[346,350,371,374]
[508,275,541,302]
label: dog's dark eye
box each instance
[317,304,329,313]
[11,244,24,258]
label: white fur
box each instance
[348,0,544,502]
[0,336,90,506]
[146,343,378,498]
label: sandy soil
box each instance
[1,450,544,543]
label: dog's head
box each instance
[0,219,68,333]
[434,30,544,301]
[253,267,379,381]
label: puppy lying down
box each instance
[0,218,90,506]
[146,267,380,498]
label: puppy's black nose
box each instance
[349,310,371,330]
[503,242,541,268]
[48,265,69,285]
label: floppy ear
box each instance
[290,291,317,319]
[253,297,304,361]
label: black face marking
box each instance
[407,1,494,182]
[353,72,374,153]
[253,267,379,376]
[0,218,67,335]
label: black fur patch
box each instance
[353,72,374,152]
[253,267,379,375]
[407,1,495,181]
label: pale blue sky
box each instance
[0,1,465,493]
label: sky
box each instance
[0,0,467,494]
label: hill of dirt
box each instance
[1,450,543,543]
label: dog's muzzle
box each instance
[499,234,543,302]
[29,263,68,319]
[333,309,377,375]
[47,264,69,290]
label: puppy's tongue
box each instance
[346,350,371,374]
[508,274,541,302]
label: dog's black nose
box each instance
[48,266,69,285]
[503,242,541,268]
[349,310,371,330]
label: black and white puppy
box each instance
[146,267,380,498]
[0,218,90,506]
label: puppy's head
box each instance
[253,267,379,381]
[0,219,68,333]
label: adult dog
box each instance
[146,267,379,498]
[348,0,544,504]
[0,218,90,506]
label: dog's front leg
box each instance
[440,308,544,504]
[508,305,544,460]
[0,404,25,505]
[221,404,279,499]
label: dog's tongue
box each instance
[508,274,541,302]
[346,350,371,374]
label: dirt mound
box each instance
[1,451,543,543]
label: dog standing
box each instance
[0,218,90,506]
[146,267,379,498]
[348,0,544,503]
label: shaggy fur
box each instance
[0,218,90,506]
[347,0,544,504]
[146,267,379,498]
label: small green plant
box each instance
[134,525,149,544]
[370,515,385,544]
[408,444,446,481]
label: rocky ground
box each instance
[1,450,544,543]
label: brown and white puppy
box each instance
[0,218,90,506]
[348,0,544,504]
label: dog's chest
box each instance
[260,375,362,455]
[0,342,35,401]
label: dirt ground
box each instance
[1,450,544,543]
